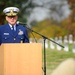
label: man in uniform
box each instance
[0,7,29,44]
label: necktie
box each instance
[12,26,14,30]
[12,26,15,33]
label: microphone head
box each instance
[17,21,20,24]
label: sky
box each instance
[26,0,71,24]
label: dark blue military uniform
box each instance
[0,24,29,44]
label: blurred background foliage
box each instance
[31,19,68,39]
[0,0,75,39]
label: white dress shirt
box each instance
[9,24,16,31]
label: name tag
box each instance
[4,33,9,35]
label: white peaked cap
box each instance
[3,7,20,16]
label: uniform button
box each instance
[21,38,23,39]
[14,38,16,40]
[5,37,7,39]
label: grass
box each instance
[42,43,75,75]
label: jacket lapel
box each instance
[5,24,14,37]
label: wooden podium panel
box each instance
[0,43,42,75]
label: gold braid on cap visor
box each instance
[6,9,17,16]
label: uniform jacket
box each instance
[0,24,29,44]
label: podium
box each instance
[0,43,42,75]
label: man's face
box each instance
[6,16,18,25]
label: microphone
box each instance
[17,21,27,25]
[17,21,64,48]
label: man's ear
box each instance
[5,16,8,21]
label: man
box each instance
[0,7,29,44]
